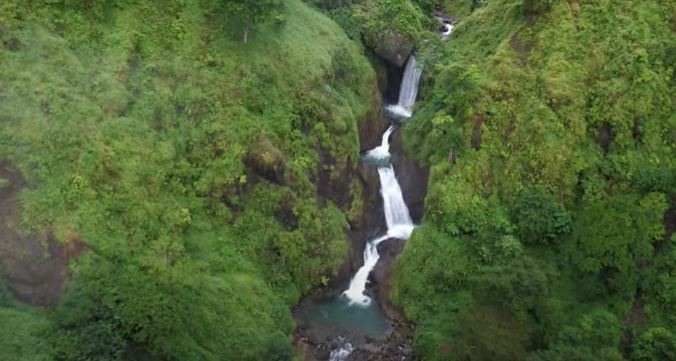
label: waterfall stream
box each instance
[384,55,422,118]
[342,156,414,307]
[330,53,422,361]
[342,54,420,307]
[326,23,453,361]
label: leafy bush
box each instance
[0,308,51,361]
[527,310,624,361]
[567,193,667,275]
[631,327,676,361]
[510,186,571,245]
[51,254,294,361]
[396,0,675,359]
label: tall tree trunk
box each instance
[242,26,249,43]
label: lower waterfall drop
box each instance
[342,129,415,307]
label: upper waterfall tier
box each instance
[385,55,422,119]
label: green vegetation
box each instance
[0,0,375,359]
[393,0,675,359]
[510,186,571,245]
[0,269,52,361]
[223,0,284,43]
[1,0,674,359]
[319,0,432,47]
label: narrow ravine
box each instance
[295,20,455,361]
[343,54,422,305]
[329,52,422,360]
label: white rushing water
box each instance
[343,46,422,311]
[343,133,415,306]
[385,55,422,118]
[364,124,395,162]
[441,23,454,40]
[329,340,354,361]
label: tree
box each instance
[631,327,676,361]
[510,186,571,245]
[224,0,283,43]
[567,193,667,275]
[527,310,624,361]
[471,256,550,316]
[452,305,529,361]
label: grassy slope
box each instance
[0,0,376,360]
[395,0,674,359]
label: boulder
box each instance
[372,32,414,68]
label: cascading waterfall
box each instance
[342,125,416,306]
[441,23,454,40]
[342,137,415,306]
[379,166,414,230]
[364,125,396,163]
[385,55,423,118]
[328,22,453,361]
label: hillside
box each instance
[0,0,378,359]
[394,0,675,360]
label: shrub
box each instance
[510,186,571,245]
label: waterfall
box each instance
[379,165,414,229]
[342,129,414,307]
[441,23,454,39]
[330,20,454,360]
[364,125,395,163]
[385,55,422,118]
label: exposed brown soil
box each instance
[471,114,485,150]
[0,160,84,307]
[596,122,613,153]
[621,289,647,357]
[510,31,533,67]
[663,205,675,240]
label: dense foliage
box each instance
[223,0,284,43]
[320,0,431,47]
[393,0,675,359]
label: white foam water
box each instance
[343,143,414,306]
[384,55,422,119]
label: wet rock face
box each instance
[373,32,414,68]
[328,147,386,290]
[294,322,414,361]
[368,53,405,105]
[359,112,390,152]
[244,137,286,185]
[0,160,84,307]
